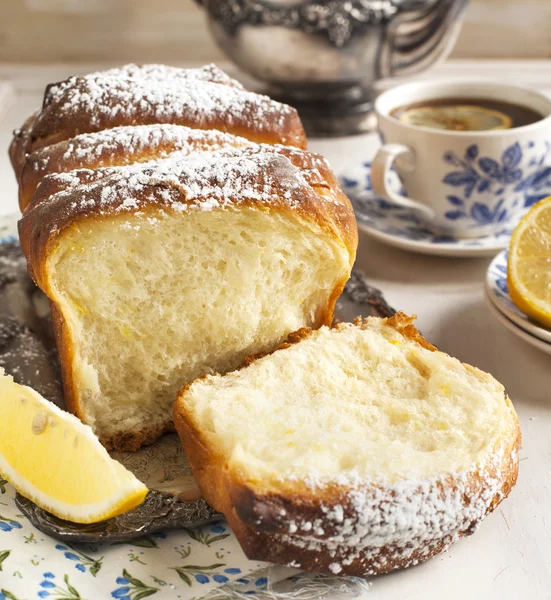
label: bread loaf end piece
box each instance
[174,314,521,576]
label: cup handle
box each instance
[371,144,436,221]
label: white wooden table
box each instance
[0,60,550,599]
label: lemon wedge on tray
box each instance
[399,105,512,131]
[508,197,551,328]
[0,369,148,523]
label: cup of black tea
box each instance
[371,80,551,237]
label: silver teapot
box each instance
[194,0,469,135]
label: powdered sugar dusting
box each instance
[29,141,344,218]
[33,64,298,145]
[30,124,251,172]
[26,148,319,235]
[261,441,518,575]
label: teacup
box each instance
[371,79,551,238]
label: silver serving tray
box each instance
[0,241,394,543]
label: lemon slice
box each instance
[399,105,512,131]
[508,197,551,328]
[0,370,148,523]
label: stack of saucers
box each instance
[486,250,551,355]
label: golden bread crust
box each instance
[19,125,252,212]
[16,64,306,158]
[9,112,38,183]
[24,142,354,228]
[19,148,357,291]
[101,424,176,453]
[173,314,521,577]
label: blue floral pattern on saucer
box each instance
[341,160,551,257]
[486,250,551,344]
[0,213,18,244]
[487,251,516,310]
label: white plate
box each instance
[486,249,551,344]
[340,162,543,258]
[486,291,551,355]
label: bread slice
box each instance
[173,314,521,577]
[24,142,342,214]
[19,147,357,452]
[18,124,251,212]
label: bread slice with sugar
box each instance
[24,142,342,214]
[173,313,521,577]
[18,124,252,212]
[19,147,357,452]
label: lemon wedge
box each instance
[0,369,148,523]
[399,105,512,131]
[508,196,551,328]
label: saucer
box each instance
[486,250,551,344]
[485,293,551,356]
[340,162,531,257]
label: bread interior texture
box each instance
[47,207,350,443]
[182,319,514,486]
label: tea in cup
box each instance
[371,80,551,237]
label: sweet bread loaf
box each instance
[173,313,520,577]
[12,64,353,451]
[19,147,357,451]
[9,112,37,181]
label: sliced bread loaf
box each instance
[19,147,357,452]
[173,314,521,577]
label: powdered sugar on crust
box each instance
[46,63,243,102]
[41,64,244,121]
[28,124,251,172]
[31,64,303,148]
[254,441,519,575]
[244,144,335,188]
[27,142,345,217]
[22,148,324,238]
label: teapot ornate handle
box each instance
[380,0,469,79]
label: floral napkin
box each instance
[0,479,288,600]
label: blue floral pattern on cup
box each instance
[340,162,541,252]
[441,141,551,227]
